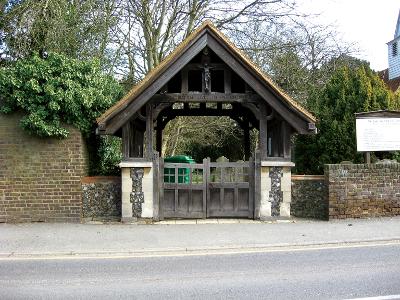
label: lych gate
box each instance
[97,21,316,221]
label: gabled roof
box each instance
[97,21,316,134]
[378,68,400,92]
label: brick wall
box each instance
[326,163,400,219]
[81,176,121,220]
[291,175,328,220]
[0,113,89,222]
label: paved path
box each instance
[1,244,400,299]
[1,217,400,257]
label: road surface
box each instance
[1,244,400,299]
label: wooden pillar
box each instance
[281,121,291,159]
[244,121,251,160]
[122,122,131,160]
[365,152,371,164]
[259,103,268,161]
[156,118,162,157]
[146,103,154,159]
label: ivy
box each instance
[0,52,123,138]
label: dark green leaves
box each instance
[0,52,123,138]
[294,64,399,174]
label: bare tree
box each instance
[107,0,304,82]
[230,18,358,104]
[0,0,120,65]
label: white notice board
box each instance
[356,118,400,151]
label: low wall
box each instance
[291,175,328,220]
[81,176,121,220]
[0,113,88,223]
[326,162,400,219]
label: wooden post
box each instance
[153,151,160,221]
[122,122,131,160]
[259,104,268,161]
[254,150,261,219]
[244,121,251,160]
[159,157,165,220]
[282,121,291,159]
[248,156,255,219]
[156,118,162,157]
[365,152,371,164]
[205,157,210,218]
[146,103,154,159]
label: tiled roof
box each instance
[378,68,400,92]
[97,21,316,125]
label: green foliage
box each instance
[184,136,244,163]
[0,52,123,138]
[294,64,398,174]
[87,135,122,176]
[95,136,122,176]
[163,116,247,162]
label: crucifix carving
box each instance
[201,63,213,93]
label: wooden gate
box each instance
[160,158,254,219]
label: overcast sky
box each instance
[297,0,399,71]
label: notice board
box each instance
[356,118,400,151]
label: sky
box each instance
[297,0,399,71]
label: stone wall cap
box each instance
[375,159,399,164]
[261,161,295,167]
[291,175,325,180]
[119,161,153,168]
[81,176,121,184]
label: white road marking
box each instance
[343,295,400,300]
[0,240,399,261]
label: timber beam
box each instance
[151,93,260,103]
[155,105,258,130]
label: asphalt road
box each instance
[1,244,400,300]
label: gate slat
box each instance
[159,157,165,221]
[220,165,224,211]
[205,158,210,218]
[248,157,255,219]
[188,165,192,214]
[234,186,239,212]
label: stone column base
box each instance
[120,161,154,221]
[258,161,294,219]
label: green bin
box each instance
[164,155,195,183]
